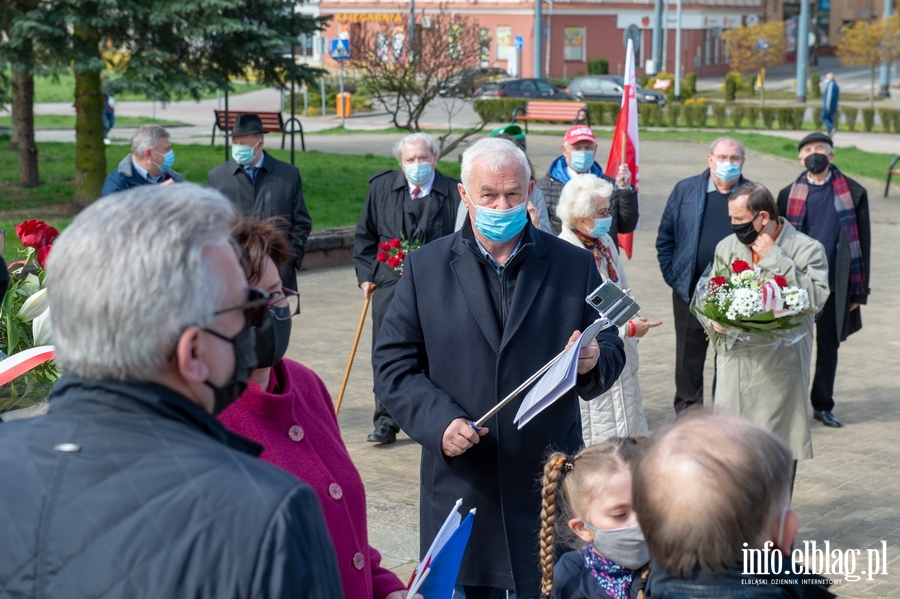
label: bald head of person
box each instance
[632,412,797,576]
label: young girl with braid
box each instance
[538,438,650,599]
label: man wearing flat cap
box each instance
[208,113,311,291]
[776,132,871,428]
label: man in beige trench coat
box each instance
[712,183,829,464]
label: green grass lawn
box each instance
[0,140,461,262]
[23,71,263,103]
[0,115,190,129]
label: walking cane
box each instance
[335,286,374,415]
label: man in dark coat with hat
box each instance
[777,132,871,428]
[354,132,461,445]
[208,113,311,291]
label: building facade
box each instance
[318,0,764,78]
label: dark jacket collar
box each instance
[649,562,835,599]
[49,373,263,456]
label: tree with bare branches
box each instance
[836,15,900,107]
[721,21,786,107]
[348,7,486,155]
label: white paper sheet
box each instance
[513,319,608,429]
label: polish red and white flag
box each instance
[605,38,640,259]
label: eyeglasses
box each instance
[268,287,301,321]
[713,154,742,163]
[591,209,611,218]
[214,287,272,327]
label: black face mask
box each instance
[804,153,830,175]
[203,325,258,415]
[732,213,760,246]
[255,306,292,368]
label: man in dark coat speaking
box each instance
[208,113,312,292]
[354,132,461,445]
[373,137,626,598]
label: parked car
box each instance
[566,75,667,105]
[476,78,573,100]
[439,67,508,97]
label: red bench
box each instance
[885,155,900,197]
[212,110,305,151]
[511,101,590,132]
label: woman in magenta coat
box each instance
[219,217,414,599]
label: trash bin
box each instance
[336,92,352,118]
[489,124,526,151]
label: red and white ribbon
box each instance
[0,346,55,387]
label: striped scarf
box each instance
[573,229,619,283]
[785,164,866,295]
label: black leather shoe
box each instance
[367,423,397,444]
[814,410,843,428]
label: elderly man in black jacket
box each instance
[354,132,461,445]
[776,132,871,428]
[373,137,626,599]
[0,185,342,598]
[208,113,311,291]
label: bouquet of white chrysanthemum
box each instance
[690,255,811,349]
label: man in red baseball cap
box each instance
[537,125,638,244]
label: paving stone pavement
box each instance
[286,136,898,597]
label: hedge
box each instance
[471,99,900,133]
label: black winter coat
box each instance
[353,168,461,342]
[777,173,870,341]
[0,375,343,599]
[373,223,626,597]
[208,152,312,291]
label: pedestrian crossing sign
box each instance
[331,39,351,60]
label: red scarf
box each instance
[573,230,618,283]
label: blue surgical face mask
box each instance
[472,200,528,243]
[404,162,433,186]
[589,216,613,238]
[153,149,175,171]
[569,150,595,173]
[714,160,741,182]
[232,141,260,166]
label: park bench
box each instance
[212,110,305,152]
[511,101,590,132]
[885,155,900,197]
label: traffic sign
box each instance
[514,35,524,50]
[331,39,351,60]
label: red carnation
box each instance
[15,220,59,249]
[732,260,752,273]
[376,251,389,263]
[387,255,401,268]
[389,238,402,249]
[37,245,52,268]
[773,275,788,288]
[379,241,390,252]
[397,251,406,260]
[709,275,728,288]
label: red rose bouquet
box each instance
[1,220,60,413]
[377,237,421,276]
[691,254,811,349]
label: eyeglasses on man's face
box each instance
[214,287,272,327]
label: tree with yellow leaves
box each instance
[721,22,786,107]
[836,15,900,107]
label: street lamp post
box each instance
[879,0,893,96]
[409,0,415,63]
[674,0,682,100]
[535,0,543,79]
[796,0,811,103]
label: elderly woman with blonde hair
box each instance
[558,174,661,445]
